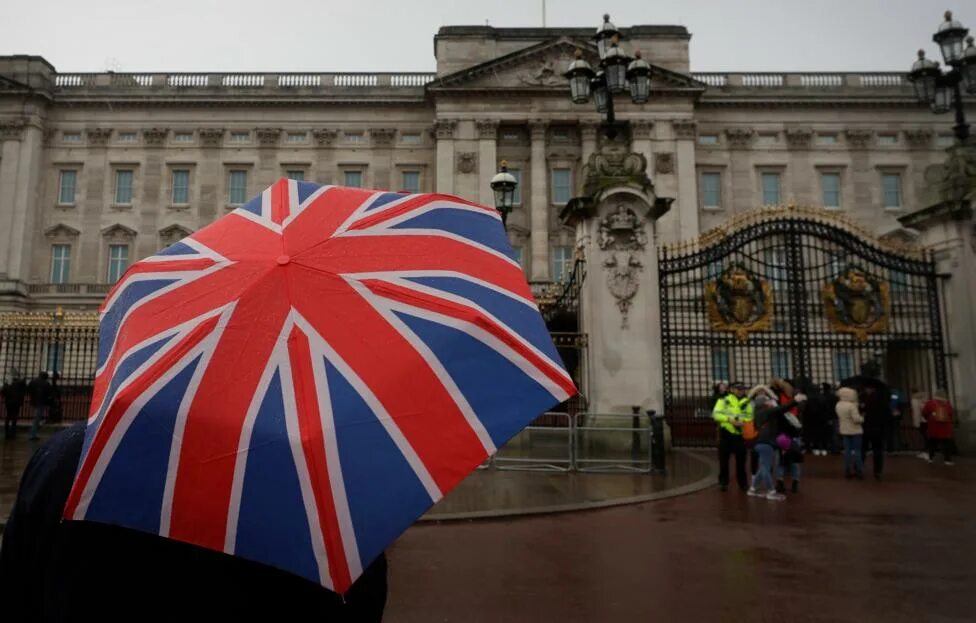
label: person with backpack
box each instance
[711,382,752,492]
[747,386,806,501]
[922,390,957,465]
[836,386,864,479]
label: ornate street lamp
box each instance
[565,14,653,136]
[489,160,518,228]
[908,11,974,141]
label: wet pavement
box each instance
[388,454,976,623]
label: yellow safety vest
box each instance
[712,395,753,435]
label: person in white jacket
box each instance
[836,387,864,479]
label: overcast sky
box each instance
[3,1,971,73]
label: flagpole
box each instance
[542,0,546,26]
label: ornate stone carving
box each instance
[631,120,654,140]
[371,128,396,147]
[785,127,814,149]
[475,119,499,140]
[0,120,26,141]
[199,127,224,147]
[579,121,600,143]
[845,129,874,149]
[672,119,697,140]
[313,128,336,146]
[904,128,933,148]
[823,266,890,342]
[705,264,774,342]
[517,56,568,86]
[143,128,168,146]
[598,204,648,328]
[44,224,81,240]
[86,128,112,146]
[654,153,675,175]
[529,120,548,141]
[255,127,282,146]
[586,150,647,179]
[456,151,477,174]
[433,119,457,140]
[159,224,193,247]
[101,223,137,243]
[725,128,755,149]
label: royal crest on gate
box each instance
[822,267,890,342]
[705,264,773,341]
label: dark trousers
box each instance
[718,429,747,489]
[862,433,886,476]
[927,438,955,462]
[3,403,20,438]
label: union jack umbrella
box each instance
[63,179,576,593]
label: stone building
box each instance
[0,22,973,443]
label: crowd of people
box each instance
[710,362,959,501]
[2,370,58,440]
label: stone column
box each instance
[81,128,112,283]
[371,128,396,190]
[673,120,700,242]
[476,120,498,207]
[0,121,26,280]
[434,120,457,195]
[529,120,549,281]
[580,121,599,166]
[255,128,281,190]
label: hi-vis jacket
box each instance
[712,394,753,435]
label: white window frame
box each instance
[400,170,421,193]
[343,170,364,188]
[551,246,573,282]
[551,168,572,205]
[114,169,134,205]
[760,171,782,206]
[509,168,522,206]
[820,172,842,210]
[57,169,78,206]
[700,171,722,210]
[50,244,71,284]
[171,169,190,205]
[881,172,903,211]
[228,169,249,205]
[106,244,130,283]
[711,349,731,383]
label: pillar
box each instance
[476,120,498,207]
[434,120,457,195]
[529,120,549,281]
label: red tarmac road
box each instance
[386,454,976,623]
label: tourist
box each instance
[747,386,806,501]
[769,379,797,494]
[0,422,389,620]
[836,387,864,479]
[2,373,28,440]
[711,381,752,492]
[842,363,892,480]
[911,388,929,459]
[922,390,957,465]
[805,383,836,456]
[27,371,52,441]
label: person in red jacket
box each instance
[922,390,956,465]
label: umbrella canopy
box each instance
[63,180,576,593]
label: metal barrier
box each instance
[493,411,573,472]
[573,412,652,473]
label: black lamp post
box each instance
[908,11,976,142]
[489,160,517,228]
[564,14,653,138]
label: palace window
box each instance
[400,171,420,193]
[50,245,70,284]
[551,246,573,282]
[816,133,837,145]
[890,269,909,297]
[400,133,422,145]
[62,132,82,143]
[765,248,787,290]
[821,173,841,209]
[882,173,902,210]
[58,170,77,205]
[551,168,572,205]
[117,132,138,143]
[114,169,134,204]
[510,168,522,205]
[172,169,190,204]
[229,131,250,143]
[711,349,730,383]
[344,131,366,144]
[701,172,722,209]
[761,172,781,205]
[107,244,129,283]
[286,170,305,182]
[343,170,363,188]
[173,132,194,143]
[877,134,898,145]
[834,352,854,382]
[771,350,791,379]
[698,134,719,145]
[228,170,248,204]
[286,132,307,143]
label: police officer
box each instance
[712,381,752,491]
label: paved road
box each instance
[386,454,976,623]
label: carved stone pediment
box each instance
[159,224,193,247]
[143,128,168,146]
[44,224,81,240]
[101,223,137,242]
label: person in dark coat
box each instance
[0,423,389,622]
[804,383,837,456]
[2,373,28,439]
[842,362,892,480]
[27,371,53,440]
[747,386,806,501]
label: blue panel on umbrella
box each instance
[239,194,263,217]
[325,357,432,572]
[390,208,509,256]
[156,242,197,256]
[365,191,408,212]
[403,275,562,365]
[295,180,323,204]
[84,354,201,532]
[394,312,559,449]
[98,279,179,369]
[235,370,319,585]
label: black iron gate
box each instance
[659,208,947,448]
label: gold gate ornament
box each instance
[705,264,773,342]
[822,267,890,342]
